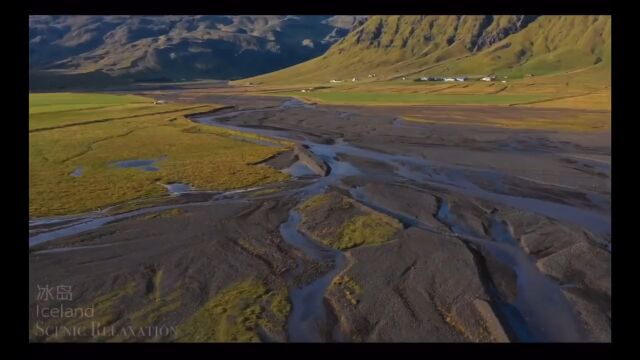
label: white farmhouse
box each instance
[444,77,456,82]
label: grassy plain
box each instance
[233,62,610,111]
[401,111,610,132]
[277,91,549,106]
[29,92,290,218]
[242,74,610,132]
[176,280,290,342]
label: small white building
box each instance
[455,77,467,82]
[352,77,358,82]
[329,79,343,83]
[444,77,456,82]
[481,76,495,82]
[501,80,507,83]
[153,100,166,105]
[301,89,307,93]
[402,77,406,80]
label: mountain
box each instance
[29,15,367,84]
[241,15,611,85]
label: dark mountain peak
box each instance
[29,15,360,81]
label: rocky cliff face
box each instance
[471,15,538,51]
[334,15,537,57]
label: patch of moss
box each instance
[332,275,362,306]
[298,192,402,250]
[298,193,354,215]
[298,193,333,211]
[176,280,290,342]
[333,213,402,250]
[268,290,291,321]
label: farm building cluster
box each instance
[322,72,520,87]
[416,75,498,82]
[328,73,377,84]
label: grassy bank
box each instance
[276,91,549,106]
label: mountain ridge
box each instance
[242,15,611,85]
[29,15,366,83]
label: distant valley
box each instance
[29,15,367,89]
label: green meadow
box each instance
[276,91,549,106]
[29,92,290,218]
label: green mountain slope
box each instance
[241,15,611,85]
[424,15,611,78]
